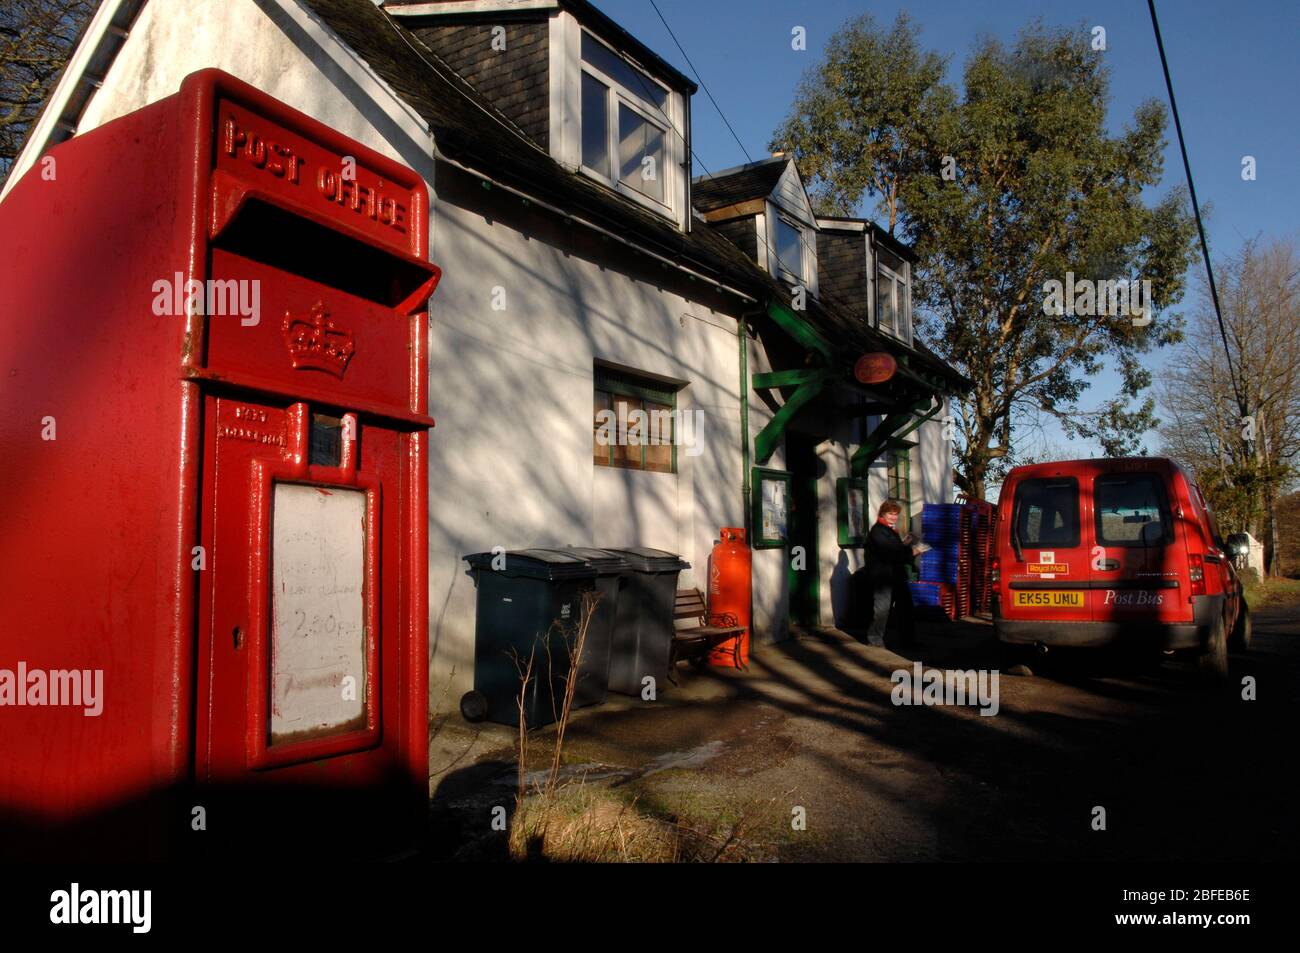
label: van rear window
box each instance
[1095,473,1172,547]
[1013,478,1079,549]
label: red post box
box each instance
[0,70,440,860]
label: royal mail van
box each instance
[991,457,1249,679]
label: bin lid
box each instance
[596,547,691,573]
[463,549,597,581]
[535,547,629,576]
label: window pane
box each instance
[593,390,612,466]
[581,71,610,177]
[775,218,802,281]
[1013,478,1080,548]
[618,105,665,202]
[1095,474,1171,547]
[847,486,867,539]
[644,401,673,472]
[877,273,895,332]
[581,32,668,111]
[611,397,641,468]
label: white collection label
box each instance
[270,483,367,743]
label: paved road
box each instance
[428,602,1300,861]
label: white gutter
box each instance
[385,1,558,15]
[1,0,134,202]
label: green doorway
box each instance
[787,434,820,626]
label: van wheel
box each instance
[1229,597,1252,652]
[1196,614,1229,683]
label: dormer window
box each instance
[763,202,815,294]
[579,31,671,209]
[774,216,804,284]
[876,246,910,342]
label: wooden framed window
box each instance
[593,366,678,473]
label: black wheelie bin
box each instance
[462,549,596,728]
[598,548,690,695]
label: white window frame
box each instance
[550,12,687,228]
[773,214,805,284]
[765,202,817,295]
[876,257,911,344]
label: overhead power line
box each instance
[649,0,754,166]
[1147,0,1246,416]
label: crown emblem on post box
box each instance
[281,301,355,378]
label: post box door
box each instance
[195,395,407,792]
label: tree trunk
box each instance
[1264,483,1280,578]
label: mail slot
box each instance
[0,70,440,860]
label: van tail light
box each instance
[990,556,1000,585]
[1189,553,1206,598]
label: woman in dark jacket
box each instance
[865,499,921,649]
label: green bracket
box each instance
[766,301,834,361]
[851,397,939,476]
[753,377,826,465]
[891,401,943,443]
[751,367,834,390]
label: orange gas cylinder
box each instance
[707,527,753,667]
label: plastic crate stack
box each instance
[909,502,977,620]
[964,498,997,613]
[909,579,957,621]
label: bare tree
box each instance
[1158,235,1300,574]
[0,0,95,187]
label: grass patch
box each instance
[509,779,788,862]
[1243,576,1300,610]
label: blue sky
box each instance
[596,0,1300,459]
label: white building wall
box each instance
[72,0,435,182]
[425,192,747,698]
[916,399,954,510]
[745,329,788,644]
[816,427,864,629]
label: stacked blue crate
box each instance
[909,502,979,619]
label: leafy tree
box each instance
[772,12,951,228]
[1158,236,1300,574]
[772,16,1198,499]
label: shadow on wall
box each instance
[830,549,854,628]
[422,162,748,681]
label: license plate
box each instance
[1013,590,1084,608]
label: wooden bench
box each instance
[669,588,746,683]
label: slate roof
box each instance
[382,0,697,94]
[691,156,789,212]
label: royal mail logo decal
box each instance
[1028,563,1069,574]
[282,301,355,378]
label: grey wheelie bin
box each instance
[462,549,597,728]
[535,547,627,708]
[598,548,690,695]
